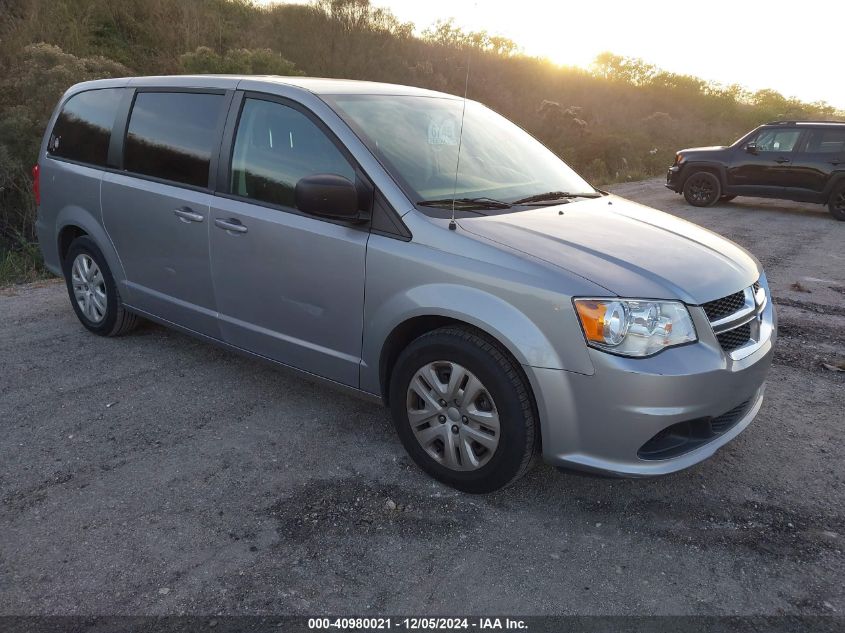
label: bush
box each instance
[180,47,302,76]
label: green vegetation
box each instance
[0,0,841,285]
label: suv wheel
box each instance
[829,183,845,221]
[63,236,141,336]
[388,326,539,493]
[683,171,721,207]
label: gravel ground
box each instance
[1,178,843,616]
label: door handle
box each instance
[830,159,842,165]
[774,157,791,164]
[173,207,204,223]
[214,218,248,234]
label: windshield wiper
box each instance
[512,191,602,205]
[417,197,512,210]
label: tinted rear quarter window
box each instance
[124,91,224,188]
[48,88,123,166]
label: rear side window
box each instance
[48,88,123,167]
[230,98,355,209]
[124,91,224,188]
[805,128,845,154]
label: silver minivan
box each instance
[36,76,775,492]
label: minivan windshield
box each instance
[325,95,595,209]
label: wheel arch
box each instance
[378,314,543,449]
[679,162,728,189]
[54,205,127,287]
[822,171,845,204]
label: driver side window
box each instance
[753,129,801,152]
[230,98,355,209]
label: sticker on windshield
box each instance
[428,117,459,146]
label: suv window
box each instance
[48,88,123,167]
[124,91,224,188]
[230,98,355,209]
[804,128,845,154]
[754,128,801,152]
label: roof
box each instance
[765,120,845,126]
[67,75,461,100]
[242,76,460,98]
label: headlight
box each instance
[574,299,697,357]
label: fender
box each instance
[679,161,729,188]
[360,282,594,396]
[55,204,132,302]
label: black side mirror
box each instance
[745,143,759,155]
[295,174,360,220]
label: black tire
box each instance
[62,236,141,336]
[829,183,845,221]
[720,195,737,202]
[683,171,722,207]
[388,326,539,493]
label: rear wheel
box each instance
[388,326,539,493]
[63,236,140,336]
[683,171,721,207]
[829,183,845,221]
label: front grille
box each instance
[638,400,753,460]
[716,323,752,351]
[702,291,745,321]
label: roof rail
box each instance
[765,120,845,125]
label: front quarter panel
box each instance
[360,212,608,396]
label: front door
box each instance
[101,89,228,338]
[209,94,369,387]
[727,127,803,195]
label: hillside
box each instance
[0,0,840,283]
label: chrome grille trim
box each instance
[701,279,768,358]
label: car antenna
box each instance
[449,37,472,231]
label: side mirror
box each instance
[295,174,360,220]
[745,143,759,155]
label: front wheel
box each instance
[388,326,539,493]
[829,183,845,221]
[683,171,722,207]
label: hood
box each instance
[457,195,761,304]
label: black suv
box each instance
[666,121,845,220]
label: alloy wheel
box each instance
[836,192,845,213]
[71,253,107,323]
[406,361,500,471]
[687,177,716,204]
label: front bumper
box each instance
[665,165,682,192]
[528,292,776,476]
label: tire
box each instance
[720,195,737,202]
[62,236,141,336]
[829,183,845,221]
[388,325,539,493]
[683,171,721,207]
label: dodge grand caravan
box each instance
[36,76,776,492]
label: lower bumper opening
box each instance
[637,399,751,460]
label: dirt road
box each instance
[1,179,843,615]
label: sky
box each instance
[259,0,844,110]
